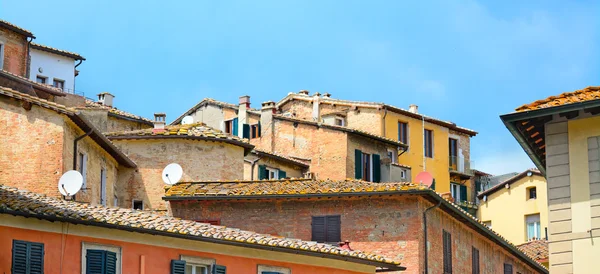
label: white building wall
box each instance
[29,49,76,92]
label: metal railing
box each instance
[449,156,472,175]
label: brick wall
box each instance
[0,27,28,76]
[347,134,397,180]
[113,139,245,211]
[171,195,542,274]
[244,154,306,180]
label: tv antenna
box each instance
[57,170,84,197]
[162,163,183,185]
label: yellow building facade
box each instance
[477,170,548,245]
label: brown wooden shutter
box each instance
[443,230,452,274]
[326,215,341,242]
[311,216,326,243]
[472,247,479,274]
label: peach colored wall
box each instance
[0,225,368,274]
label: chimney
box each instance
[298,90,309,96]
[153,113,166,133]
[97,92,115,107]
[260,101,276,127]
[312,92,321,121]
[322,92,331,98]
[238,95,250,138]
[409,104,418,114]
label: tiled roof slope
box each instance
[164,178,548,273]
[478,169,543,198]
[31,42,85,60]
[251,148,310,168]
[277,93,477,136]
[0,19,35,37]
[517,240,548,262]
[0,69,65,96]
[515,86,600,112]
[0,185,402,270]
[274,115,407,148]
[171,98,260,125]
[105,122,254,150]
[81,100,153,124]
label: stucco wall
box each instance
[106,116,151,132]
[113,139,245,211]
[243,153,306,180]
[29,48,76,92]
[0,27,27,76]
[477,174,548,245]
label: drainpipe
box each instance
[74,60,84,94]
[382,106,388,136]
[25,37,34,78]
[73,129,93,169]
[423,200,442,274]
[244,157,262,180]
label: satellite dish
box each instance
[162,163,183,185]
[415,171,434,187]
[58,170,83,196]
[181,116,194,125]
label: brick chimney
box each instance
[409,104,418,114]
[153,113,166,133]
[260,101,276,127]
[238,95,250,138]
[97,92,115,107]
[298,90,309,96]
[312,92,321,121]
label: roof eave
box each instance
[0,21,35,38]
[107,134,255,152]
[107,112,154,126]
[252,151,310,168]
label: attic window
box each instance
[527,187,537,200]
[335,117,345,126]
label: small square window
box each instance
[334,117,344,126]
[180,255,215,274]
[36,75,47,84]
[224,120,233,134]
[528,187,537,200]
[400,170,406,179]
[132,200,144,210]
[251,124,260,138]
[266,167,279,180]
[53,79,65,90]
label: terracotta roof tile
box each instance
[0,19,34,37]
[0,185,401,268]
[0,85,72,114]
[515,86,600,112]
[31,42,85,60]
[82,100,153,124]
[517,240,548,262]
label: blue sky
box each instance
[2,0,598,175]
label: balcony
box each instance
[449,156,473,177]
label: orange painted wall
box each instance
[0,225,367,274]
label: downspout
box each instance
[25,37,34,78]
[382,106,388,136]
[74,60,83,94]
[244,157,262,180]
[423,200,442,274]
[73,129,93,169]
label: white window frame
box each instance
[334,117,345,126]
[81,242,122,274]
[387,149,397,163]
[36,75,47,84]
[450,183,461,202]
[132,200,144,210]
[266,167,279,180]
[257,265,291,274]
[100,167,107,206]
[400,170,406,179]
[53,78,65,90]
[181,255,215,274]
[526,214,541,240]
[79,152,88,190]
[398,121,409,150]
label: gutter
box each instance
[73,129,93,169]
[244,157,262,180]
[25,37,34,78]
[0,209,405,272]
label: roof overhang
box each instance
[0,20,35,38]
[31,43,86,60]
[500,98,600,176]
[107,112,154,126]
[108,134,255,155]
[251,150,310,168]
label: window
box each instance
[36,75,47,84]
[267,167,279,180]
[387,149,397,163]
[398,122,408,145]
[53,79,65,90]
[132,200,144,210]
[311,215,341,243]
[12,240,44,274]
[400,170,406,179]
[334,117,344,126]
[257,265,291,274]
[362,152,371,181]
[526,214,541,241]
[528,187,537,200]
[424,129,433,158]
[100,168,107,206]
[171,257,224,274]
[78,152,88,189]
[449,138,458,170]
[504,263,513,274]
[0,43,4,69]
[224,120,233,134]
[251,124,260,138]
[472,247,480,274]
[258,165,286,180]
[443,230,452,274]
[354,150,381,182]
[483,221,492,229]
[451,183,466,202]
[81,242,121,274]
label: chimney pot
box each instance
[313,92,321,97]
[97,92,115,107]
[153,113,166,132]
[322,93,331,98]
[299,90,309,95]
[409,104,418,114]
[239,95,251,108]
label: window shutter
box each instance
[443,230,452,274]
[311,216,327,242]
[212,265,227,274]
[171,259,186,274]
[29,242,44,274]
[257,122,262,137]
[278,170,287,179]
[105,251,117,274]
[460,185,467,202]
[242,124,250,139]
[503,263,513,274]
[354,150,362,179]
[372,154,381,182]
[472,247,479,274]
[86,249,106,274]
[258,165,267,180]
[12,240,28,274]
[326,215,341,242]
[232,118,239,135]
[431,179,436,190]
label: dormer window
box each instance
[335,117,345,126]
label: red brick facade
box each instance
[0,27,28,76]
[170,195,543,274]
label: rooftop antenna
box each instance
[162,163,183,185]
[57,170,84,198]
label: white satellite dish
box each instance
[181,116,194,125]
[162,163,183,185]
[58,170,83,196]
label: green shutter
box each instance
[242,124,250,139]
[431,179,436,190]
[212,265,227,274]
[475,180,481,193]
[86,249,106,274]
[257,122,262,137]
[232,118,239,135]
[171,260,186,274]
[105,251,117,274]
[278,170,287,179]
[372,154,381,182]
[258,165,267,180]
[354,149,362,179]
[460,184,467,202]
